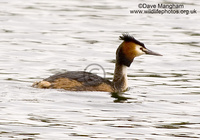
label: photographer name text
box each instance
[130,3,197,15]
[138,3,184,9]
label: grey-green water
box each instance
[0,0,200,139]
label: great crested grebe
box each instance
[33,34,162,92]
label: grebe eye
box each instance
[140,48,143,51]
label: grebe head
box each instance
[116,33,162,67]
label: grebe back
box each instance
[33,34,162,92]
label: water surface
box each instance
[0,0,200,139]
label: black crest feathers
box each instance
[119,33,145,48]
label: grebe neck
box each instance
[113,62,128,92]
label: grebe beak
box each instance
[143,48,162,56]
